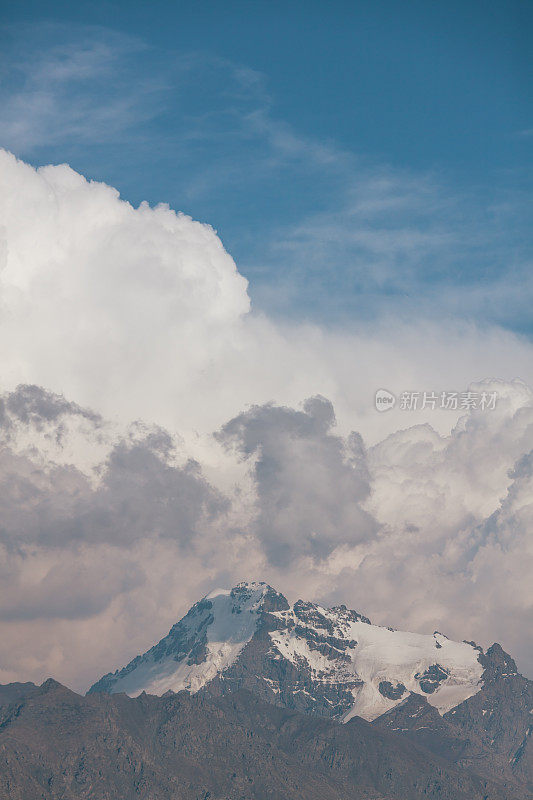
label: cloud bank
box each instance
[0,380,531,690]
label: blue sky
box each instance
[1,0,531,331]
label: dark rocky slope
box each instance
[0,679,519,800]
[374,644,533,797]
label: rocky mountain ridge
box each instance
[89,581,485,721]
[0,678,525,800]
[2,581,531,798]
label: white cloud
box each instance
[322,379,533,675]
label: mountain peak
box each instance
[89,582,288,698]
[206,581,290,612]
[89,582,486,722]
[481,642,518,680]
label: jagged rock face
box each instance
[415,663,449,693]
[89,581,484,722]
[222,596,483,721]
[373,644,533,796]
[444,644,533,793]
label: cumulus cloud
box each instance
[1,149,533,447]
[0,149,250,428]
[320,379,533,674]
[4,383,101,429]
[0,384,231,673]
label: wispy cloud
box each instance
[0,25,163,150]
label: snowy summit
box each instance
[89,581,484,721]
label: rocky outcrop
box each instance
[415,663,449,693]
[378,680,406,700]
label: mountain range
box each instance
[1,581,531,799]
[88,581,487,721]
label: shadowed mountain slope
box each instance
[0,679,521,800]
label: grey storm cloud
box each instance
[81,439,228,548]
[217,395,379,566]
[5,384,102,427]
[0,386,228,552]
[0,386,229,622]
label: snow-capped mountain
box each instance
[89,582,485,721]
[90,582,277,698]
